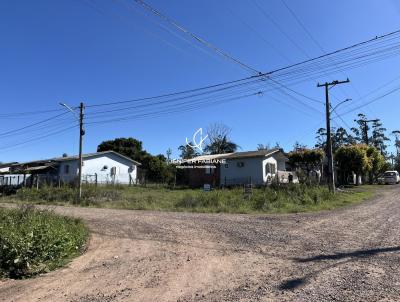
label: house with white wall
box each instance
[183,148,289,187]
[4,151,141,185]
[220,149,288,186]
[57,151,140,184]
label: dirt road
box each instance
[1,186,400,301]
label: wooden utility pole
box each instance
[78,102,85,201]
[318,79,350,193]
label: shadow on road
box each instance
[293,246,400,263]
[278,246,400,291]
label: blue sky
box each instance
[1,0,400,162]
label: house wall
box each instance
[185,165,220,188]
[220,157,264,185]
[58,153,138,184]
[219,154,286,186]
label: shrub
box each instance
[0,205,88,278]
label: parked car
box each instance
[384,171,400,185]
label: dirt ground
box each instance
[1,186,400,301]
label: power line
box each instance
[133,0,260,74]
[0,112,70,137]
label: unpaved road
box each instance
[1,186,400,302]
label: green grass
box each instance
[0,205,88,279]
[3,184,379,214]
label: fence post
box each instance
[36,175,40,190]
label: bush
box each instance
[0,205,88,278]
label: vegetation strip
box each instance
[4,184,378,214]
[0,205,88,279]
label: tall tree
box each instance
[351,113,369,144]
[371,119,390,156]
[392,130,400,172]
[315,127,350,152]
[97,137,146,162]
[178,143,199,159]
[204,135,238,154]
[204,123,238,154]
[315,127,327,151]
[257,143,271,150]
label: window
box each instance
[64,164,70,174]
[110,167,117,176]
[224,163,229,169]
[237,162,245,168]
[265,163,276,175]
[205,167,214,174]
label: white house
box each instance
[4,151,141,185]
[57,151,141,184]
[220,149,288,186]
[183,148,289,187]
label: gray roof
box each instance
[225,148,282,159]
[188,148,286,161]
[12,151,141,166]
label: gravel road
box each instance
[1,186,400,301]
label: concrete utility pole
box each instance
[59,102,85,202]
[356,119,379,146]
[78,102,85,201]
[317,79,350,193]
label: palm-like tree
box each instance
[204,135,238,154]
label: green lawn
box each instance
[0,206,88,279]
[3,184,380,214]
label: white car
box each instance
[384,171,400,185]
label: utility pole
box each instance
[59,102,85,202]
[317,79,350,193]
[78,102,85,201]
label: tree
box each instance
[335,145,370,185]
[166,148,172,162]
[351,113,369,144]
[178,143,199,159]
[371,119,390,156]
[392,130,400,172]
[288,149,324,182]
[315,127,351,153]
[97,137,146,162]
[257,142,280,150]
[204,135,238,154]
[257,143,271,151]
[293,141,307,151]
[335,144,384,185]
[366,146,386,182]
[97,137,174,183]
[204,123,238,154]
[315,127,327,151]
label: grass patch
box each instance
[3,184,379,214]
[0,205,88,279]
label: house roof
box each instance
[187,148,287,162]
[225,148,282,159]
[53,151,141,165]
[12,151,141,167]
[0,162,18,168]
[183,153,233,162]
